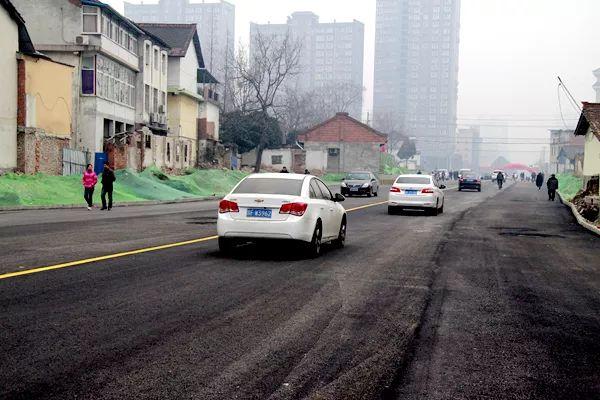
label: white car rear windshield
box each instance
[396,177,431,184]
[233,178,304,195]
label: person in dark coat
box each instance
[280,166,289,173]
[535,172,544,191]
[546,174,559,201]
[100,162,116,210]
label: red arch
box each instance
[500,163,537,173]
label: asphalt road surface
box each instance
[1,182,599,399]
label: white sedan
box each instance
[217,173,347,257]
[388,174,446,216]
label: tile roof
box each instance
[137,23,205,68]
[1,0,36,54]
[574,102,600,141]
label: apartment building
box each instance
[373,0,461,169]
[250,12,365,120]
[124,0,234,108]
[14,0,143,155]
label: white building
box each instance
[0,0,22,171]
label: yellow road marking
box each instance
[0,236,218,280]
[346,200,388,212]
[1,199,392,281]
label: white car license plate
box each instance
[247,209,272,218]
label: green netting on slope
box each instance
[0,168,248,207]
[556,173,584,201]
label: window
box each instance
[81,56,95,95]
[153,88,158,112]
[82,6,99,33]
[95,55,135,107]
[145,135,152,149]
[161,91,167,110]
[309,180,320,199]
[166,143,171,162]
[145,43,151,66]
[271,155,283,165]
[232,178,303,196]
[162,53,167,74]
[184,145,188,162]
[316,180,333,200]
[144,85,150,113]
[154,48,159,70]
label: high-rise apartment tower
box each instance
[373,0,460,168]
[251,12,365,120]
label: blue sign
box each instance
[94,152,108,175]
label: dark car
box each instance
[458,174,481,192]
[341,171,379,197]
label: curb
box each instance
[557,191,600,236]
[0,196,220,212]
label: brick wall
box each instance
[17,59,26,126]
[16,128,70,174]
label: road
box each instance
[1,182,599,399]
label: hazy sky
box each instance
[111,0,600,164]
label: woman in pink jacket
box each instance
[82,164,98,210]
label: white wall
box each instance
[199,100,220,140]
[0,7,18,170]
[179,43,199,94]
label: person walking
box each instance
[82,164,98,210]
[547,174,559,201]
[101,162,116,211]
[304,169,310,175]
[280,166,289,173]
[535,172,544,191]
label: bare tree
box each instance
[232,31,302,171]
[279,82,364,134]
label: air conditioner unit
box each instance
[149,113,157,124]
[160,115,167,125]
[75,35,89,46]
[158,104,166,114]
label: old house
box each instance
[0,0,74,174]
[297,112,388,174]
[0,0,27,171]
[138,23,221,168]
[574,102,600,196]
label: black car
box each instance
[458,174,481,192]
[341,171,379,197]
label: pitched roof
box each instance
[574,102,600,141]
[137,23,205,68]
[297,112,388,143]
[1,0,36,54]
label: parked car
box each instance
[482,173,492,180]
[340,171,379,197]
[388,174,446,216]
[458,173,482,192]
[217,173,347,257]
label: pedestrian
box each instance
[417,170,422,175]
[304,169,310,175]
[280,166,289,173]
[101,162,116,211]
[82,163,98,210]
[547,174,559,201]
[535,172,544,191]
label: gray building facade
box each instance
[124,0,234,107]
[373,0,461,169]
[250,12,365,120]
